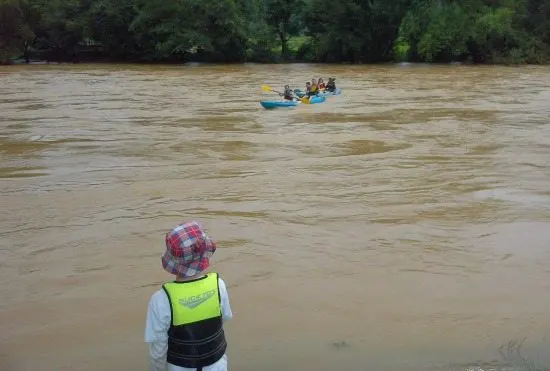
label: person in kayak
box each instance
[144,220,233,371]
[318,78,326,90]
[280,85,296,101]
[310,78,319,95]
[325,77,337,92]
[307,80,319,98]
[305,81,312,96]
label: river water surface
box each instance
[1,63,550,371]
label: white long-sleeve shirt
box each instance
[144,276,233,371]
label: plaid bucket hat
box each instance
[161,221,217,277]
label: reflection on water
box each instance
[1,63,550,371]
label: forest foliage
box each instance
[1,0,549,64]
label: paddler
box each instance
[304,81,312,95]
[309,78,319,96]
[144,221,233,371]
[318,78,326,90]
[280,84,296,101]
[306,80,318,98]
[325,77,337,92]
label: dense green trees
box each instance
[1,0,549,64]
[393,0,548,63]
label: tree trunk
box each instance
[278,23,287,61]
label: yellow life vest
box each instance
[162,272,226,368]
[163,272,221,325]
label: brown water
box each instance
[1,63,550,371]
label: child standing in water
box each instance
[145,221,233,371]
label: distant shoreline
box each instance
[3,59,549,67]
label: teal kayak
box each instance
[260,100,300,109]
[260,95,325,109]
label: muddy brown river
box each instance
[1,63,550,371]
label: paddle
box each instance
[291,88,316,103]
[261,85,283,95]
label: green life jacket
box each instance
[162,272,227,368]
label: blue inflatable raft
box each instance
[306,96,326,104]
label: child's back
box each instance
[144,221,233,371]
